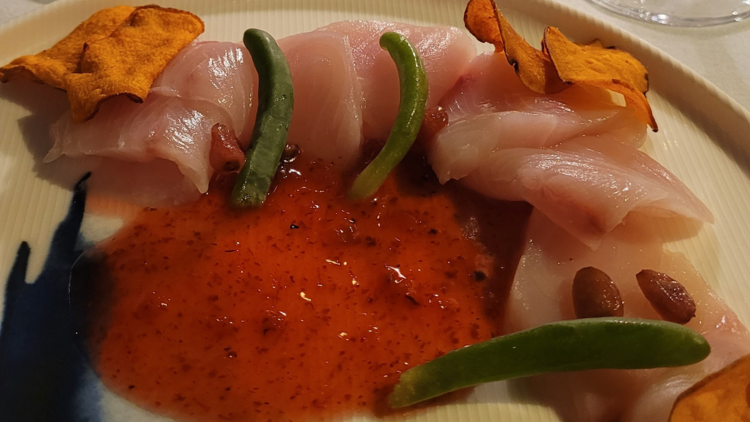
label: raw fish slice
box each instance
[507,211,750,422]
[318,21,476,141]
[152,41,257,145]
[430,52,693,248]
[430,112,559,183]
[47,34,367,206]
[47,93,226,196]
[429,110,640,184]
[279,32,363,167]
[461,137,713,248]
[439,52,646,146]
[46,42,255,206]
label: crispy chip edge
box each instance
[669,353,750,421]
[496,11,566,94]
[67,5,205,122]
[542,26,656,130]
[464,0,503,47]
[0,5,137,90]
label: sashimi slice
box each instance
[429,51,704,248]
[506,211,750,422]
[47,94,224,199]
[279,31,363,167]
[46,42,254,206]
[429,111,625,183]
[454,137,712,248]
[439,52,646,146]
[318,21,476,141]
[152,41,256,144]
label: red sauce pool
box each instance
[89,156,531,422]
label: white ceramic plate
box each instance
[1,0,750,421]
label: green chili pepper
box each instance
[348,32,428,200]
[389,317,710,408]
[231,29,294,208]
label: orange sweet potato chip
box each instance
[669,353,750,422]
[543,28,648,93]
[464,0,503,46]
[496,11,566,95]
[462,0,657,130]
[0,6,136,89]
[65,6,204,122]
[543,26,656,130]
[463,0,566,95]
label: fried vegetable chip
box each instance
[65,6,204,122]
[496,11,566,95]
[669,353,750,422]
[462,0,657,130]
[463,0,566,95]
[543,28,648,93]
[543,26,656,130]
[0,6,135,89]
[464,0,502,46]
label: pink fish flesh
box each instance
[506,211,750,422]
[278,31,363,168]
[318,21,476,141]
[46,42,255,206]
[459,137,713,248]
[439,52,646,144]
[45,33,366,205]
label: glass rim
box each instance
[589,0,750,27]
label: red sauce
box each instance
[89,156,530,422]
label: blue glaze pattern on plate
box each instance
[0,174,101,422]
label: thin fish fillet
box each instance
[47,33,368,206]
[429,52,712,248]
[151,41,257,144]
[278,31,363,168]
[439,52,645,145]
[46,42,254,206]
[430,52,646,185]
[48,94,227,203]
[506,211,750,422]
[460,137,713,248]
[430,111,606,183]
[318,21,476,141]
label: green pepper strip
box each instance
[389,317,710,408]
[231,29,294,208]
[348,32,428,200]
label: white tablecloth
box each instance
[1,0,749,110]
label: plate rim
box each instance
[1,2,750,421]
